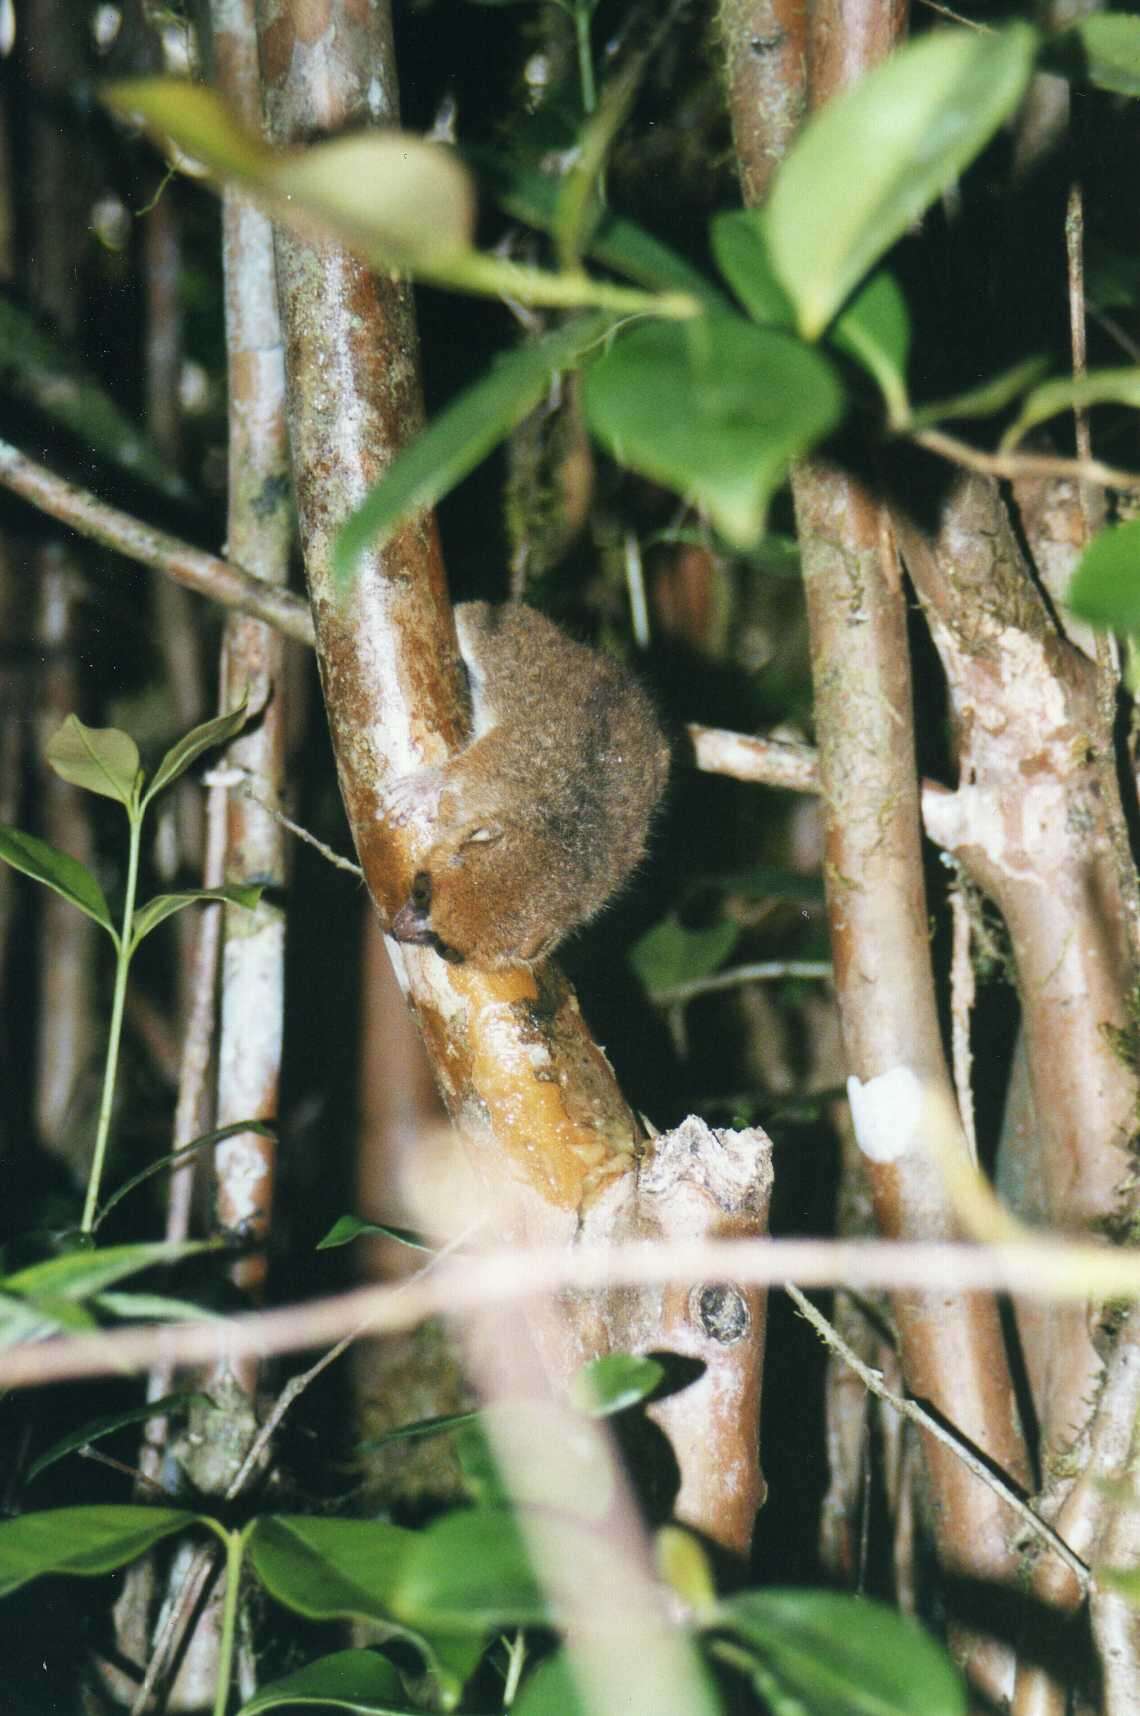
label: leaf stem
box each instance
[575,0,597,116]
[213,1526,249,1716]
[81,808,143,1233]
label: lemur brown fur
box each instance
[385,601,670,968]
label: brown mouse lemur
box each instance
[385,601,671,968]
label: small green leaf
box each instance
[248,1515,418,1624]
[0,826,115,938]
[236,1650,412,1715]
[2,1239,218,1302]
[333,314,611,579]
[513,1655,590,1716]
[144,702,249,804]
[248,1517,480,1704]
[710,211,796,328]
[27,1393,211,1483]
[1067,518,1140,631]
[629,915,739,995]
[570,1353,664,1417]
[0,1506,198,1598]
[358,1410,480,1451]
[317,1215,434,1253]
[472,150,727,308]
[1046,15,1140,98]
[0,1293,97,1345]
[1001,367,1140,451]
[94,1291,227,1322]
[94,1120,277,1230]
[716,1590,966,1716]
[106,81,476,272]
[513,1646,723,1716]
[766,24,1037,337]
[394,1509,550,1631]
[130,884,262,952]
[905,355,1048,431]
[45,714,141,808]
[584,317,844,549]
[656,1526,718,1619]
[0,1292,73,1346]
[830,268,911,427]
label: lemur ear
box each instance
[458,822,504,848]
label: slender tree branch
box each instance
[0,438,315,645]
[6,1230,1140,1390]
[651,960,832,1006]
[910,426,1140,495]
[786,1285,1089,1590]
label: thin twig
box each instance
[914,0,991,29]
[911,426,1140,494]
[687,724,821,792]
[239,781,363,878]
[652,959,832,1007]
[0,438,314,645]
[785,1284,1090,1591]
[8,1231,1140,1391]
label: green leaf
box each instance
[513,1654,590,1716]
[130,884,262,952]
[514,1645,723,1716]
[830,268,911,427]
[2,1239,217,1302]
[248,1516,418,1626]
[716,1590,966,1716]
[1046,15,1140,98]
[472,150,727,308]
[94,1120,277,1230]
[570,1353,664,1417]
[106,82,476,272]
[358,1409,480,1451]
[333,314,611,579]
[766,24,1037,338]
[247,1516,483,1702]
[1000,367,1140,451]
[656,1527,718,1619]
[0,1294,97,1343]
[710,211,796,328]
[236,1651,413,1715]
[144,702,250,804]
[0,826,115,938]
[26,1393,211,1483]
[0,1291,75,1346]
[45,714,141,808]
[396,1509,638,1634]
[1067,519,1140,632]
[317,1215,434,1253]
[584,317,843,549]
[905,355,1048,432]
[0,1506,198,1598]
[394,1509,550,1632]
[629,915,739,995]
[94,1291,227,1322]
